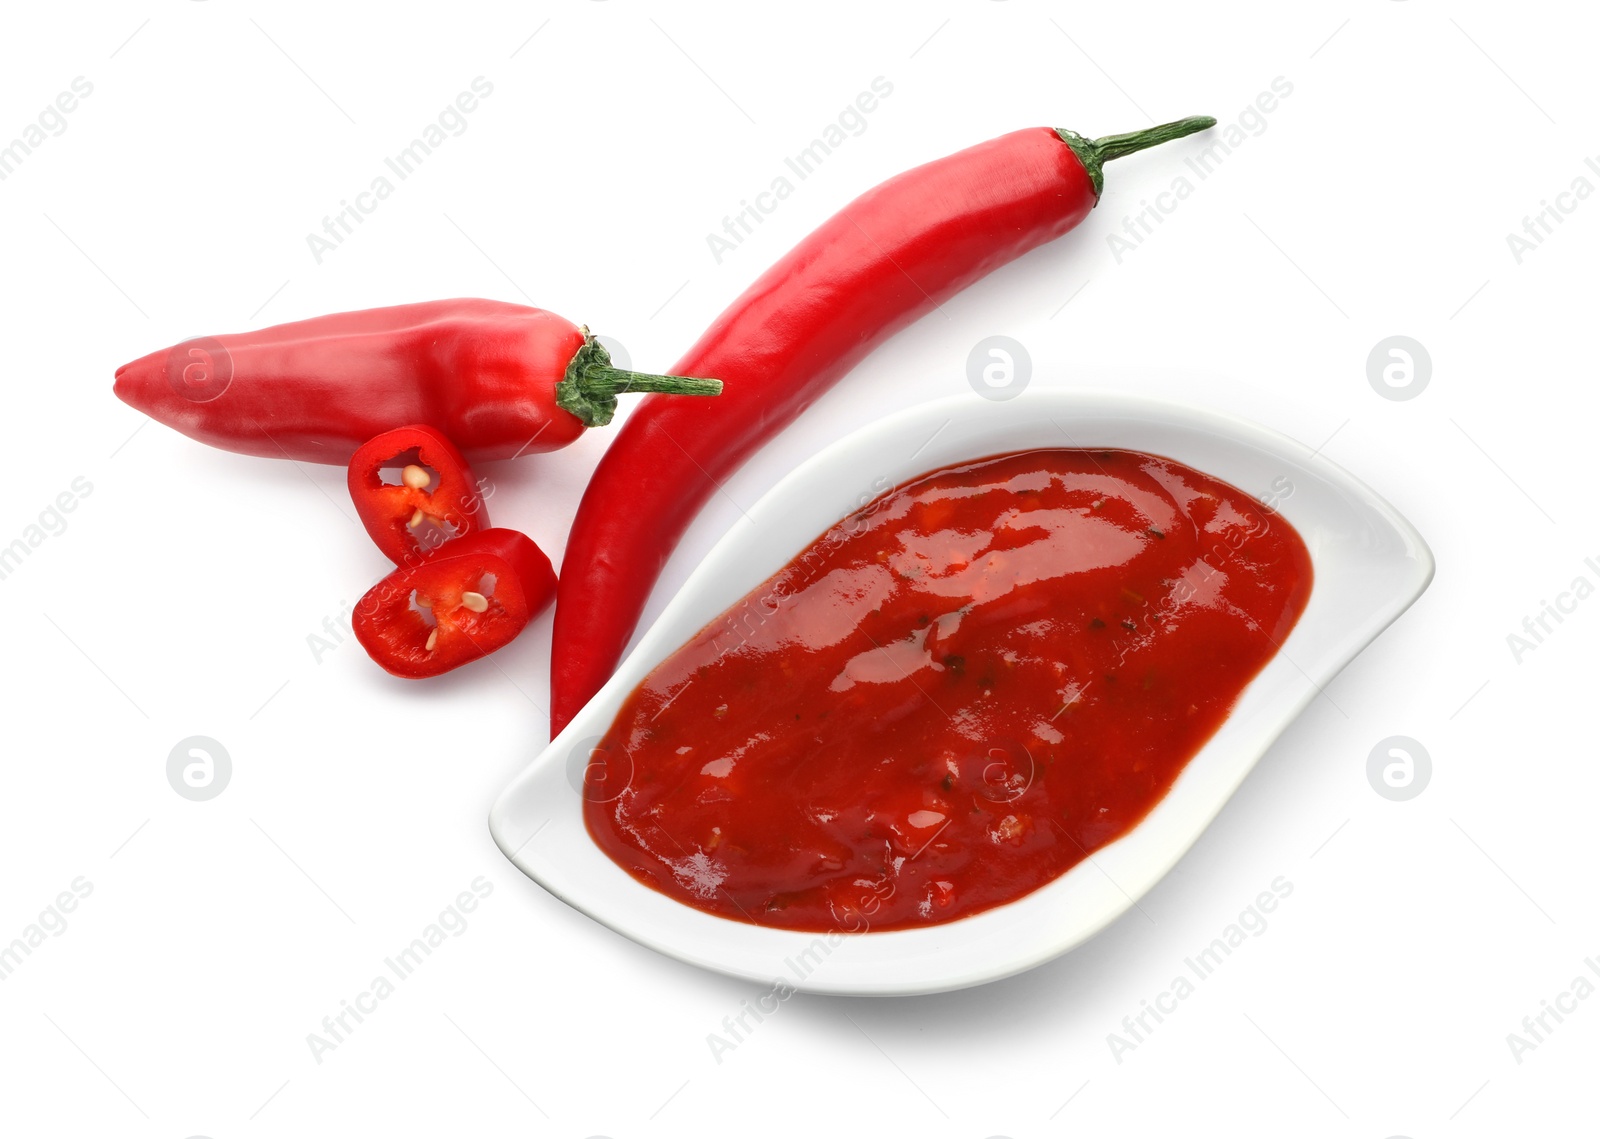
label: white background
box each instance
[2,1,1594,1135]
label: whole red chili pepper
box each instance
[112,299,722,464]
[549,115,1215,735]
[354,527,556,679]
[348,424,488,565]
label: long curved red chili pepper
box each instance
[549,115,1215,735]
[112,299,722,464]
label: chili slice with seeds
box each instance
[348,424,488,565]
[353,528,556,678]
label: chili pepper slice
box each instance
[348,424,488,565]
[548,115,1215,735]
[353,528,556,679]
[112,300,723,464]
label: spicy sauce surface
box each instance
[583,449,1312,931]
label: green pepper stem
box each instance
[1055,114,1216,199]
[555,329,723,428]
[577,366,723,400]
[1091,116,1217,163]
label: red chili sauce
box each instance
[583,449,1312,931]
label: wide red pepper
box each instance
[113,300,722,464]
[348,424,488,565]
[549,116,1214,734]
[353,528,556,679]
